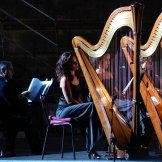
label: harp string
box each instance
[81,49,132,148]
[120,32,162,146]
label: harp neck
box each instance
[72,6,134,58]
[141,13,162,57]
[120,12,162,58]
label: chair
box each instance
[39,79,75,160]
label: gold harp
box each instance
[72,6,136,149]
[120,12,162,146]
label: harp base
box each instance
[105,145,129,161]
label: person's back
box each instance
[0,75,9,120]
[0,61,42,157]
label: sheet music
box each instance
[27,78,53,102]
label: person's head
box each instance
[0,61,14,80]
[141,58,153,71]
[98,53,110,69]
[146,59,153,70]
[56,51,79,81]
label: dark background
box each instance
[0,0,161,102]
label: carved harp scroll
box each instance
[120,12,162,146]
[72,6,134,149]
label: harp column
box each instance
[131,3,144,136]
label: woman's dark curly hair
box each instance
[56,51,75,81]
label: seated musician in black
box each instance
[142,58,162,96]
[55,51,102,159]
[0,61,42,157]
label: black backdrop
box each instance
[0,0,161,102]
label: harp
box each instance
[72,6,136,149]
[120,12,162,146]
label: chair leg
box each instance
[41,125,49,160]
[61,126,65,158]
[70,125,76,160]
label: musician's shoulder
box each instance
[60,76,69,86]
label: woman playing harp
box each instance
[55,51,102,159]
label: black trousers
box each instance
[56,102,102,152]
[2,115,42,155]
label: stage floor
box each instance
[0,150,162,162]
[0,132,162,161]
